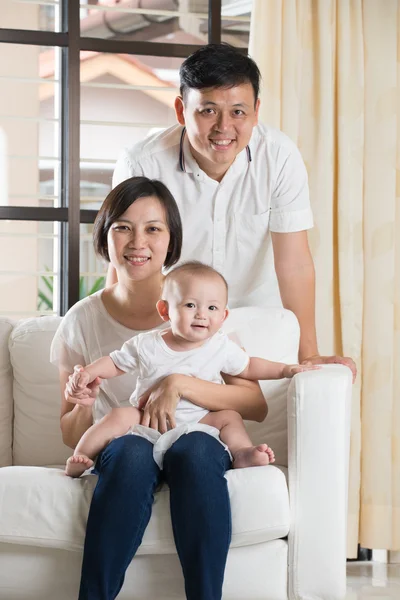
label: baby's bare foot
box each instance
[233,444,275,469]
[66,455,94,478]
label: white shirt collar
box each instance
[178,127,252,182]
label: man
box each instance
[110,43,356,377]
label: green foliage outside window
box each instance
[38,267,105,310]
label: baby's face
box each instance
[165,274,228,344]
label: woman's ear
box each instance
[156,299,170,322]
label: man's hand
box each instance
[65,366,101,407]
[138,374,181,434]
[301,354,357,383]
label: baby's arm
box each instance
[238,357,320,381]
[72,357,125,391]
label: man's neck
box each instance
[189,144,232,183]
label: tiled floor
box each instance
[346,562,400,598]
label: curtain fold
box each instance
[249,0,400,556]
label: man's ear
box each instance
[174,96,185,126]
[254,98,260,125]
[157,299,170,322]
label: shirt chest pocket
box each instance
[233,211,271,245]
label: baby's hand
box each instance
[282,364,321,378]
[70,365,91,392]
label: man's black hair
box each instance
[179,43,261,105]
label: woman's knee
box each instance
[99,433,153,471]
[165,432,230,474]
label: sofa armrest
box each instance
[287,365,352,600]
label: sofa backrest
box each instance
[0,319,15,466]
[0,306,299,468]
[9,316,68,466]
[222,307,299,466]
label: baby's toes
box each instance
[257,443,270,453]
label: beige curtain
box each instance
[249,0,400,557]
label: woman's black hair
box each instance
[179,43,261,106]
[93,176,182,269]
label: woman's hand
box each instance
[65,365,101,407]
[138,374,181,434]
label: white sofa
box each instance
[0,307,352,600]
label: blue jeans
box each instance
[78,431,232,600]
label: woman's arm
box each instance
[59,369,95,449]
[181,375,267,421]
[139,374,267,428]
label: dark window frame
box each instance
[0,0,229,313]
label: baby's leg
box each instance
[200,410,275,468]
[66,406,141,477]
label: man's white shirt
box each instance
[112,123,313,309]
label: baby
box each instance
[66,261,318,477]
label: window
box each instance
[0,0,252,317]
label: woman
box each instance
[51,176,266,600]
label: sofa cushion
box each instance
[9,316,69,466]
[0,465,290,553]
[0,319,15,467]
[222,307,299,466]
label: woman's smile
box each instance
[124,254,151,266]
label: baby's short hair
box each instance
[163,261,228,296]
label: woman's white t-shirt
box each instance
[50,290,167,423]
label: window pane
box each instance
[80,1,208,45]
[0,43,61,208]
[80,223,107,301]
[1,0,61,33]
[0,220,60,317]
[221,0,252,48]
[80,52,181,210]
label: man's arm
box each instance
[272,230,318,362]
[272,230,357,381]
